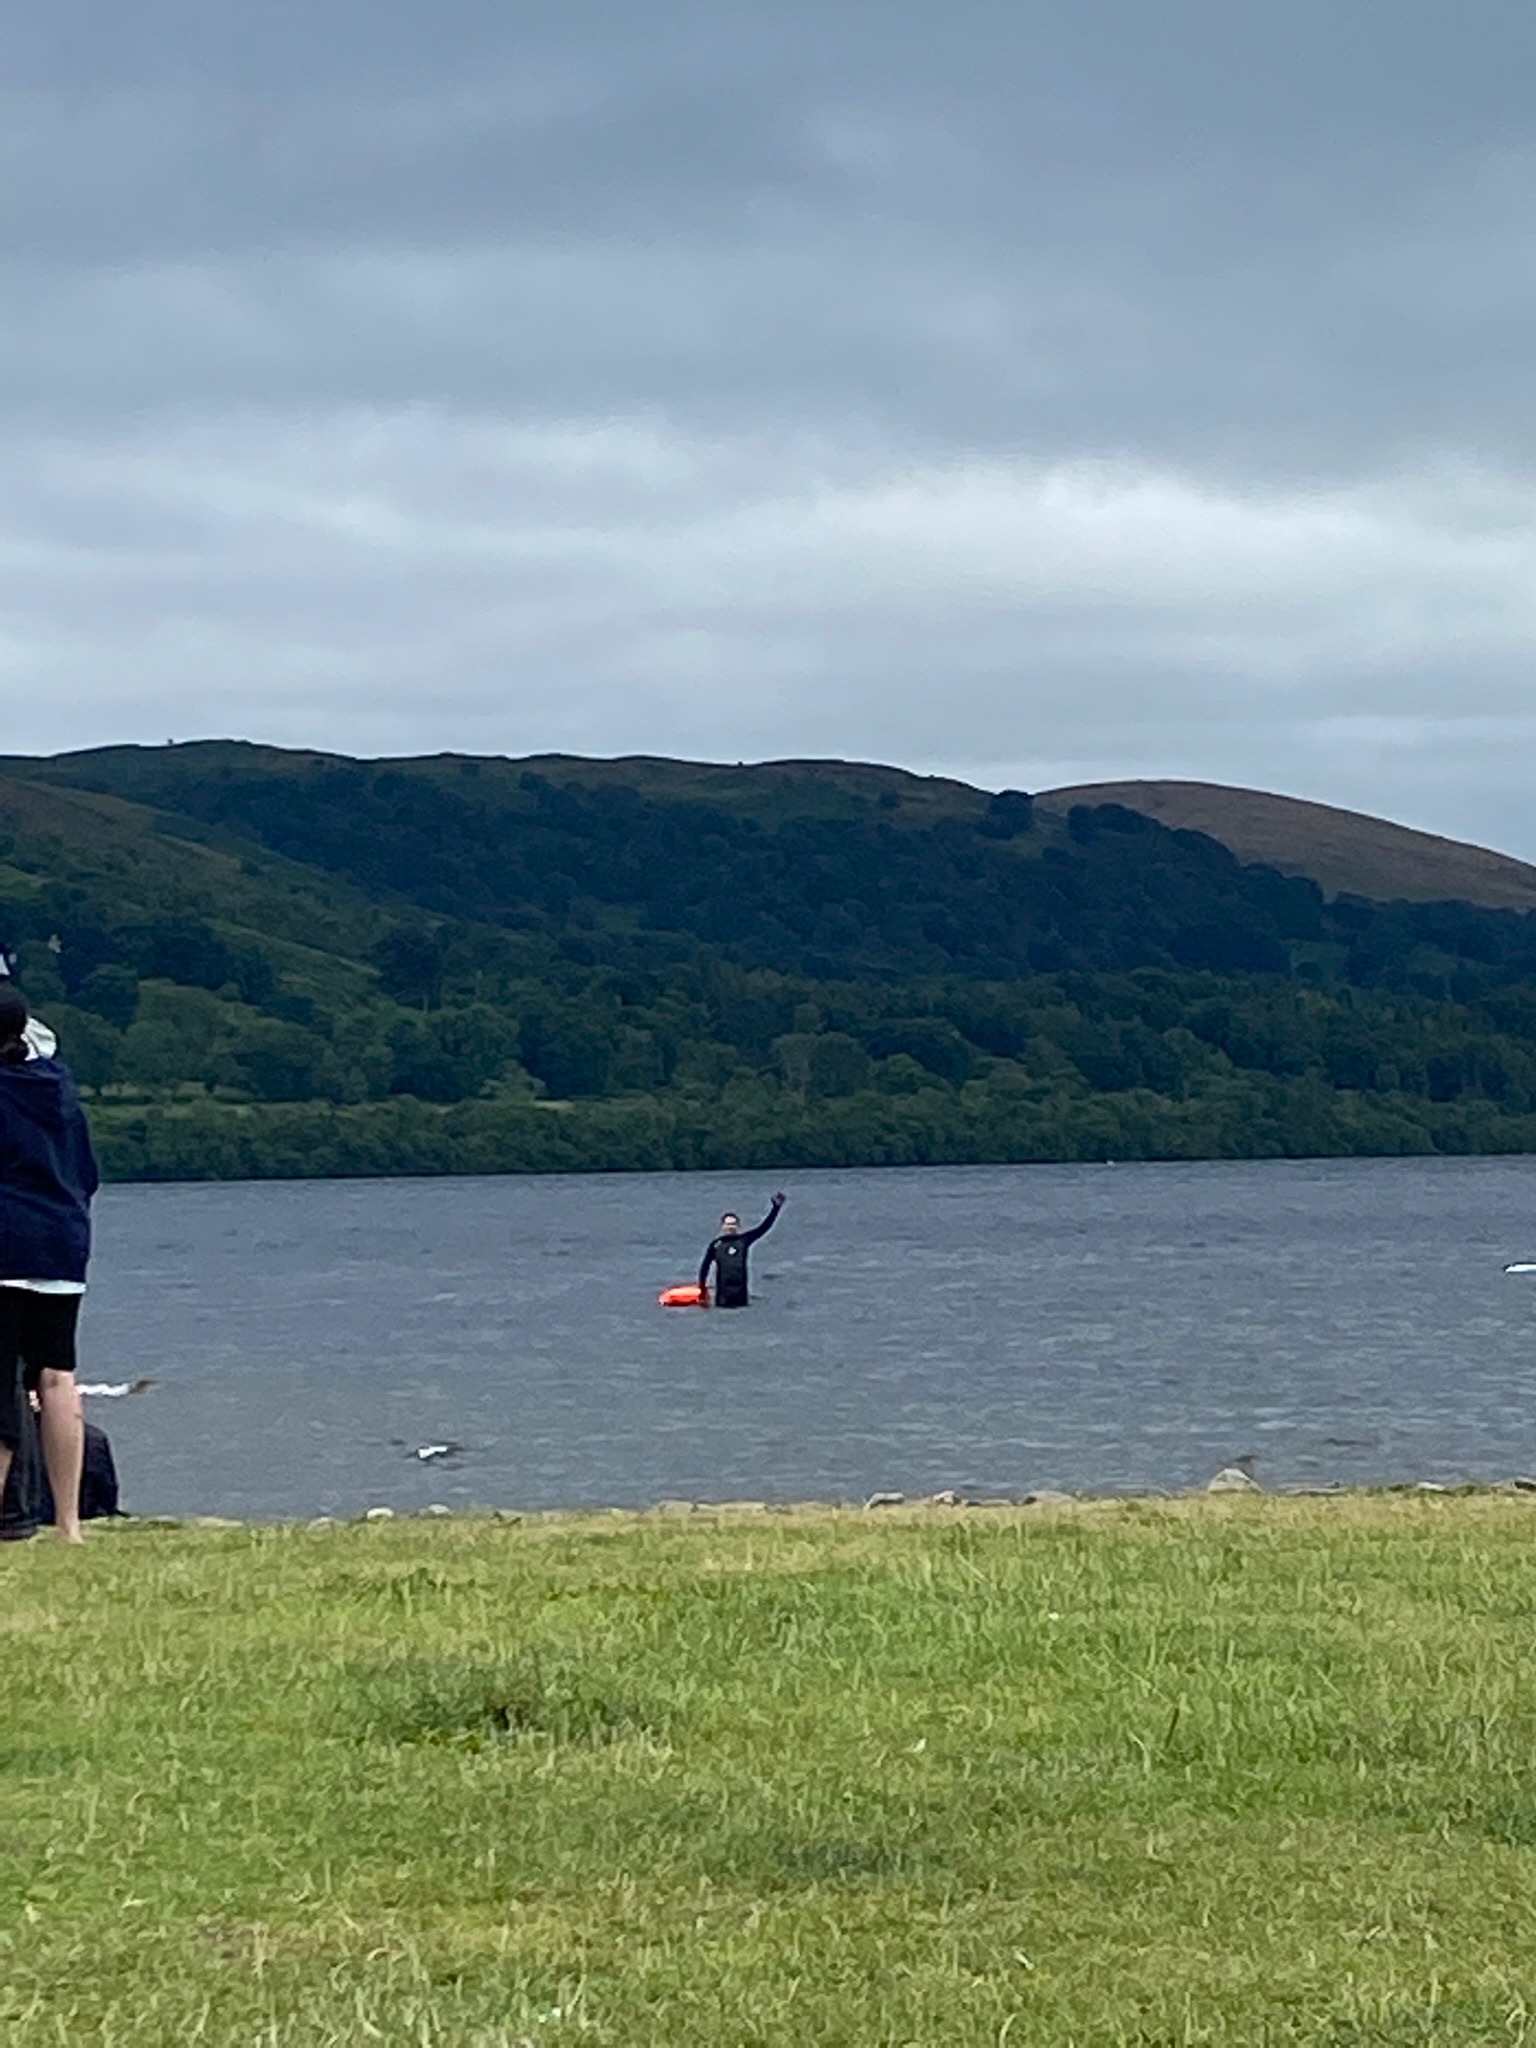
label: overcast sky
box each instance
[7,0,1536,856]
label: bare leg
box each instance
[37,1369,84,1544]
[0,1443,11,1501]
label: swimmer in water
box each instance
[698,1193,786,1309]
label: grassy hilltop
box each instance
[8,1497,1536,2044]
[1038,780,1536,913]
[4,743,1536,1177]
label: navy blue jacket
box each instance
[0,1057,99,1283]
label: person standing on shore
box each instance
[0,987,98,1545]
[698,1193,786,1308]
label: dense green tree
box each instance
[519,1002,615,1098]
[73,964,141,1030]
[387,1004,520,1103]
[864,1017,976,1085]
[117,986,236,1088]
[41,1005,122,1091]
[223,1019,345,1104]
[375,925,448,1010]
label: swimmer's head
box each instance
[720,1212,741,1235]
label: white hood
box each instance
[22,1017,57,1060]
[1,954,59,1056]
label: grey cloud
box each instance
[13,3,1536,456]
[16,172,1536,481]
[20,0,1536,139]
[7,0,1536,858]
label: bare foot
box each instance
[55,1523,85,1546]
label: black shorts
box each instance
[0,1291,81,1452]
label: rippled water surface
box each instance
[80,1158,1536,1518]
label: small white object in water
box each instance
[1506,1263,1536,1275]
[77,1378,157,1398]
[415,1442,465,1462]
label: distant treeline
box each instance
[5,745,1536,1180]
[89,1071,1536,1183]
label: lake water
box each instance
[78,1158,1536,1520]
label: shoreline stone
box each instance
[1206,1467,1262,1494]
[102,1478,1536,1533]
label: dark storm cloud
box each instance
[5,0,1536,855]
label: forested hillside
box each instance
[4,743,1536,1180]
[1038,779,1536,910]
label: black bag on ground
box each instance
[0,1415,120,1538]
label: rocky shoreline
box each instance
[112,1465,1536,1532]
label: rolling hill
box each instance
[4,743,1536,1179]
[14,745,1536,907]
[1036,781,1536,911]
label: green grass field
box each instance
[6,1497,1536,2045]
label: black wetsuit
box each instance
[698,1199,783,1309]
